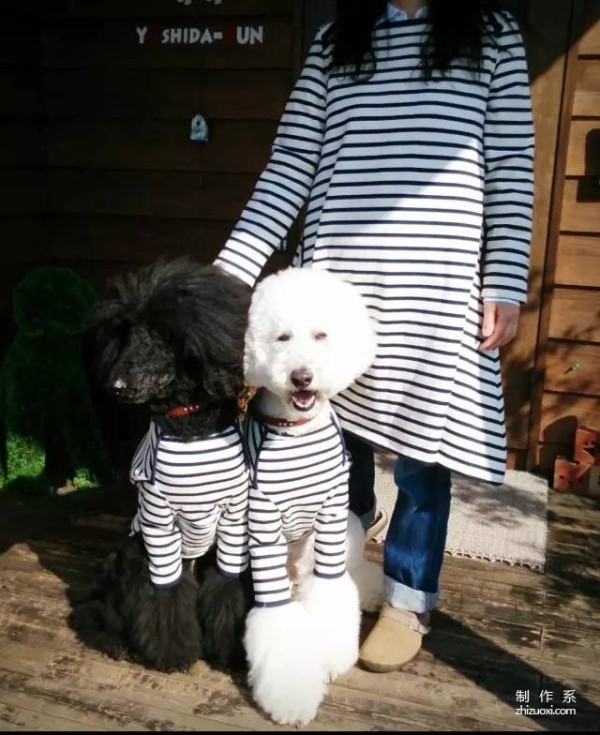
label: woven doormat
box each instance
[373,454,548,571]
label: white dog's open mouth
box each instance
[291,390,317,412]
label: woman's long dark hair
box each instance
[323,0,502,79]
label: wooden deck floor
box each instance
[0,484,599,732]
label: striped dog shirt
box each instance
[129,421,250,588]
[244,410,350,607]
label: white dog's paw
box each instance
[299,572,360,682]
[244,602,326,726]
[345,511,385,613]
[351,558,385,613]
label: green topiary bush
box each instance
[0,266,115,496]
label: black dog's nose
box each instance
[291,368,313,388]
[111,377,127,396]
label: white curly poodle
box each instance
[242,266,384,726]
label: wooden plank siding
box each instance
[580,0,600,52]
[565,119,600,175]
[548,288,600,342]
[44,119,278,172]
[0,7,47,360]
[560,179,600,232]
[528,0,600,477]
[555,235,600,286]
[40,0,302,297]
[43,68,292,119]
[37,0,289,19]
[544,343,600,395]
[572,59,600,114]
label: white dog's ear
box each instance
[243,276,275,388]
[243,320,263,388]
[322,271,377,387]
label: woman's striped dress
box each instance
[130,422,250,588]
[216,10,535,484]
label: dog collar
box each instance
[151,403,204,417]
[251,408,315,428]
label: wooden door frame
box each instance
[525,0,593,470]
[502,0,577,468]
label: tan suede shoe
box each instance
[359,603,431,672]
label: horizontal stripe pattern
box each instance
[216,11,534,484]
[130,422,249,587]
[245,412,349,606]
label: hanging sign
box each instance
[190,114,209,142]
[136,24,264,45]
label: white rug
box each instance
[373,453,548,571]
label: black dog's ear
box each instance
[178,266,251,361]
[84,263,159,385]
[83,297,131,386]
[140,262,252,399]
[180,268,252,400]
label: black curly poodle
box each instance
[70,258,254,673]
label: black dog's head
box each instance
[88,259,251,407]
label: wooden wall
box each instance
[38,0,302,296]
[3,0,597,472]
[0,4,48,357]
[528,0,600,475]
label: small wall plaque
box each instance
[190,114,209,142]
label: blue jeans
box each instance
[344,432,451,614]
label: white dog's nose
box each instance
[291,368,313,388]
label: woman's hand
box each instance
[479,301,520,351]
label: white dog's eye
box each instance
[314,332,327,341]
[277,333,291,342]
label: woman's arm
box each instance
[482,12,535,306]
[215,27,330,286]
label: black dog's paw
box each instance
[132,651,193,675]
[129,573,203,673]
[196,565,252,672]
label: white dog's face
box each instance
[244,268,377,416]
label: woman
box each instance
[215,0,534,672]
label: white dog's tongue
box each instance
[291,390,316,411]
